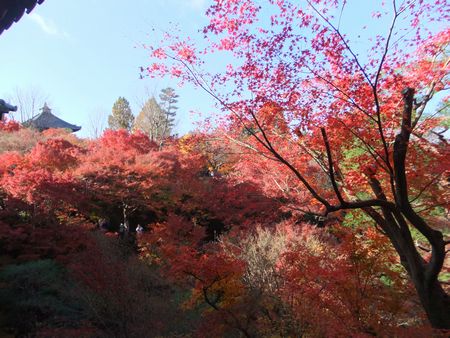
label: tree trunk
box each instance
[415,278,450,329]
[383,213,450,329]
[366,203,450,329]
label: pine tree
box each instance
[159,87,178,136]
[108,97,134,131]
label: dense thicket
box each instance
[0,119,446,336]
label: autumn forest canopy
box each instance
[0,0,449,337]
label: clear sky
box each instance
[0,0,215,138]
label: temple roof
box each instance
[23,103,81,132]
[0,0,45,35]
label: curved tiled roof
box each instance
[23,104,81,132]
[0,0,45,35]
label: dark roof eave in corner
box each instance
[0,0,46,36]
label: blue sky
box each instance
[0,0,214,138]
[0,1,446,138]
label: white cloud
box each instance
[29,13,69,38]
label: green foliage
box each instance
[439,272,450,283]
[342,209,373,229]
[107,96,134,131]
[0,259,86,335]
[342,141,366,170]
[441,117,450,128]
[159,87,178,133]
[410,225,428,243]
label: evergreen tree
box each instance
[108,97,134,131]
[159,87,178,136]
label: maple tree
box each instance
[1,115,446,335]
[74,129,161,227]
[0,127,197,336]
[2,1,450,328]
[0,120,20,133]
[0,140,82,219]
[0,123,284,335]
[144,0,450,329]
[140,215,427,336]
